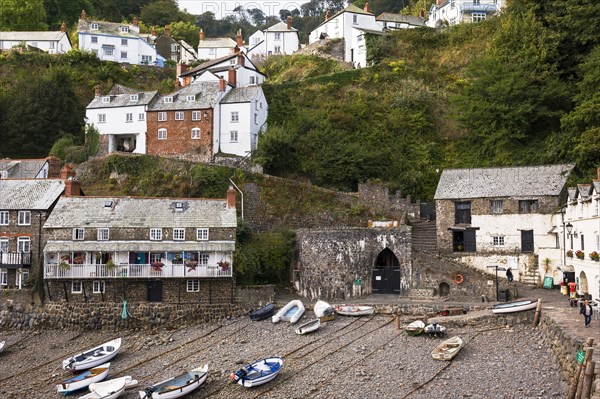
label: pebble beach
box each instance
[0,310,566,399]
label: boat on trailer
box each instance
[405,320,425,336]
[314,300,335,321]
[249,303,276,321]
[431,336,464,361]
[57,363,110,394]
[295,318,321,335]
[230,357,284,387]
[334,305,374,316]
[138,364,208,399]
[492,300,538,314]
[62,338,122,371]
[272,300,305,324]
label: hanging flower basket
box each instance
[186,260,198,272]
[217,260,230,271]
[151,261,164,272]
[575,250,585,260]
[59,260,70,270]
[566,250,573,258]
[105,259,116,271]
[589,251,599,261]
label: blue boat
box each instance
[230,357,284,387]
[249,303,275,321]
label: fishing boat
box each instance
[295,318,321,335]
[63,338,122,371]
[333,305,374,316]
[138,364,208,399]
[272,300,304,324]
[230,357,284,388]
[314,300,335,321]
[56,363,110,394]
[424,323,447,337]
[0,341,5,353]
[405,320,425,336]
[431,336,464,361]
[249,303,276,321]
[492,300,538,314]
[81,376,138,399]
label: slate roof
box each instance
[593,180,600,194]
[568,187,578,201]
[315,4,374,29]
[0,179,65,210]
[434,164,575,200]
[86,86,158,109]
[181,53,237,76]
[265,22,298,32]
[147,81,221,111]
[376,13,426,26]
[220,86,262,104]
[44,196,237,229]
[77,18,139,38]
[0,31,69,41]
[576,184,592,200]
[0,159,46,179]
[198,37,237,48]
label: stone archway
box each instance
[371,248,400,294]
[578,271,588,296]
[439,282,450,297]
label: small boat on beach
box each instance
[295,318,321,335]
[272,300,305,324]
[230,357,284,387]
[138,364,208,399]
[79,376,138,399]
[492,300,538,314]
[334,305,374,317]
[249,303,276,321]
[63,338,122,371]
[57,363,110,394]
[431,336,464,361]
[405,320,425,336]
[314,300,335,321]
[424,323,446,337]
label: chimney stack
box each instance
[60,164,75,180]
[436,0,444,6]
[132,17,138,27]
[199,29,204,41]
[45,156,61,178]
[419,9,424,18]
[94,85,102,97]
[60,22,67,32]
[80,9,86,20]
[236,29,243,48]
[237,51,244,66]
[325,10,330,21]
[364,2,371,13]
[64,178,81,197]
[219,76,226,92]
[227,186,236,209]
[164,24,171,37]
[176,62,187,87]
[287,16,292,30]
[228,65,237,88]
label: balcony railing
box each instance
[44,263,233,279]
[0,252,32,266]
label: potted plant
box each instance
[566,250,573,258]
[589,251,599,261]
[575,250,585,260]
[217,260,230,271]
[59,260,70,270]
[185,260,198,272]
[105,258,116,272]
[151,261,164,272]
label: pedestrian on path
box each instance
[506,267,513,283]
[580,300,593,328]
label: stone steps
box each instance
[411,220,438,253]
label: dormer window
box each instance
[104,200,113,208]
[121,26,129,33]
[353,15,358,24]
[102,96,110,103]
[129,94,138,101]
[175,202,184,211]
[91,23,99,30]
[164,96,173,103]
[186,95,195,102]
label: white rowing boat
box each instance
[492,300,537,314]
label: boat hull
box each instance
[405,320,425,336]
[62,338,121,371]
[232,357,283,388]
[492,300,537,314]
[334,305,374,316]
[139,365,208,399]
[78,379,127,399]
[249,303,275,321]
[272,300,305,324]
[295,319,320,335]
[57,363,110,394]
[431,336,464,361]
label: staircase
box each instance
[520,265,541,286]
[410,219,438,253]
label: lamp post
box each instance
[487,265,506,301]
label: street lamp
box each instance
[487,265,506,301]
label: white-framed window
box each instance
[150,228,162,240]
[158,128,167,140]
[130,94,138,101]
[579,201,584,218]
[164,96,173,103]
[230,130,238,142]
[138,113,145,121]
[126,113,133,123]
[171,43,179,52]
[274,46,281,53]
[19,269,29,286]
[98,114,106,123]
[353,15,358,24]
[0,237,8,253]
[274,32,281,40]
[186,95,195,102]
[73,228,85,240]
[173,228,185,240]
[254,113,258,124]
[231,111,239,123]
[97,228,109,240]
[93,280,105,293]
[102,96,110,103]
[192,111,201,121]
[199,253,209,266]
[141,55,152,64]
[0,171,7,179]
[104,47,114,56]
[492,236,505,246]
[121,26,129,33]
[91,23,99,30]
[187,280,199,292]
[91,36,98,43]
[191,128,200,139]
[71,281,82,293]
[18,211,30,226]
[491,200,503,214]
[472,12,486,22]
[473,0,480,4]
[121,52,127,59]
[196,228,209,240]
[0,269,7,286]
[209,48,215,55]
[175,111,184,120]
[249,76,256,85]
[17,237,30,253]
[593,198,599,216]
[0,211,8,225]
[150,253,162,263]
[158,112,167,121]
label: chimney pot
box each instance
[81,9,86,20]
[325,11,330,21]
[236,29,243,48]
[227,186,236,209]
[64,179,81,197]
[94,85,102,97]
[287,16,292,30]
[60,164,76,181]
[60,22,67,32]
[132,17,138,27]
[199,29,204,41]
[228,65,237,88]
[237,52,244,66]
[164,24,171,36]
[219,76,226,92]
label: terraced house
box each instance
[43,188,238,303]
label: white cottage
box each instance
[247,17,300,61]
[197,29,242,60]
[0,24,72,53]
[180,51,265,87]
[426,0,504,27]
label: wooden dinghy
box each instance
[424,323,447,337]
[431,336,464,361]
[405,320,425,336]
[138,364,208,399]
[314,300,335,321]
[82,376,138,399]
[334,305,374,316]
[63,338,122,371]
[230,357,284,388]
[492,300,537,314]
[272,300,305,324]
[295,318,321,335]
[57,363,110,394]
[249,303,276,321]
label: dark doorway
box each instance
[452,229,477,252]
[371,248,400,294]
[454,201,471,224]
[147,280,163,302]
[521,230,534,253]
[439,282,450,297]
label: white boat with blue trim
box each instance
[492,300,538,314]
[230,357,284,387]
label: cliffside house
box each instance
[0,157,62,180]
[43,188,238,303]
[247,17,300,61]
[154,25,197,64]
[426,0,504,28]
[434,164,574,284]
[77,10,165,66]
[376,13,427,30]
[0,24,72,53]
[179,51,265,87]
[196,29,242,60]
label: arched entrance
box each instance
[578,271,588,296]
[371,248,400,294]
[439,282,450,297]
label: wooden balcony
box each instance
[44,263,233,279]
[0,252,32,268]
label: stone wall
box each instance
[358,182,420,220]
[295,227,412,300]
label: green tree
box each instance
[0,0,48,30]
[169,20,200,48]
[140,0,191,27]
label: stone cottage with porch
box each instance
[42,188,237,303]
[434,164,574,283]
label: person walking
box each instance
[580,300,593,328]
[506,267,513,283]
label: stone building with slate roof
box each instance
[0,157,61,180]
[434,164,574,284]
[42,188,237,303]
